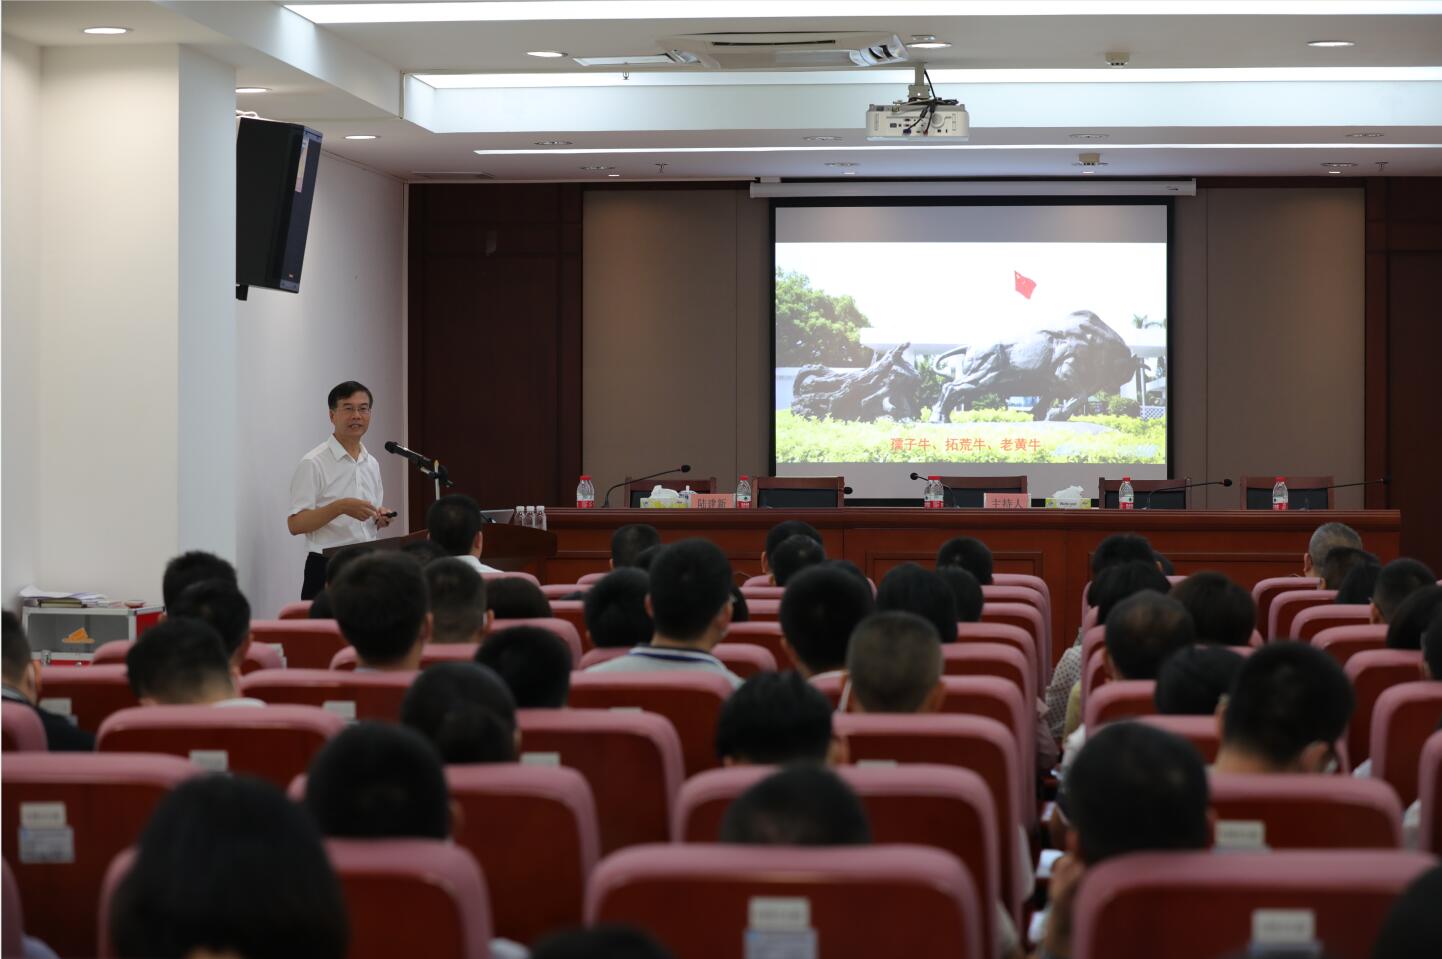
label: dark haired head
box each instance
[648,540,733,643]
[1336,561,1382,606]
[1375,559,1438,624]
[325,543,376,586]
[331,552,430,668]
[715,672,834,764]
[720,766,871,846]
[770,534,826,587]
[1421,610,1442,681]
[936,536,993,585]
[326,380,373,410]
[170,580,251,661]
[584,568,654,648]
[1372,863,1442,959]
[400,539,450,566]
[1154,644,1246,715]
[1387,585,1442,651]
[401,662,518,764]
[730,584,750,623]
[1091,560,1172,626]
[474,626,572,708]
[611,524,662,569]
[1,611,30,688]
[1104,592,1196,680]
[425,558,488,644]
[1090,534,1156,577]
[937,566,984,624]
[1169,572,1254,646]
[763,521,823,569]
[111,775,347,959]
[1221,641,1354,771]
[846,611,943,714]
[162,551,237,609]
[1317,545,1378,592]
[486,577,553,620]
[779,565,874,676]
[426,494,484,557]
[1064,722,1209,864]
[125,619,235,704]
[532,927,675,959]
[633,544,662,572]
[875,563,957,647]
[307,721,450,838]
[1153,551,1175,576]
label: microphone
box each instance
[1141,478,1232,510]
[383,441,433,466]
[600,465,691,508]
[1290,476,1389,511]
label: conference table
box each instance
[540,508,1401,663]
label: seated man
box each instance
[714,671,842,766]
[307,543,374,619]
[425,558,490,644]
[401,662,520,763]
[760,520,823,580]
[1302,521,1363,580]
[936,536,994,585]
[125,620,265,707]
[1,611,94,750]
[161,549,238,609]
[1153,644,1246,716]
[1373,558,1438,625]
[1213,641,1354,774]
[586,539,743,688]
[610,523,661,569]
[875,563,958,647]
[769,533,826,587]
[845,611,944,714]
[719,765,871,846]
[778,564,875,680]
[474,625,572,708]
[583,568,653,648]
[1373,864,1442,959]
[486,577,553,620]
[426,493,500,573]
[1316,545,1378,592]
[1336,559,1382,606]
[169,579,254,670]
[1386,585,1442,651]
[1169,572,1254,646]
[330,552,431,671]
[938,566,984,624]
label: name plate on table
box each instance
[984,492,1029,510]
[692,493,736,509]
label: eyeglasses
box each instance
[336,405,371,415]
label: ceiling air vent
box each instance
[660,32,908,69]
[409,171,496,180]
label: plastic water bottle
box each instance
[680,485,694,508]
[1272,477,1289,511]
[1119,476,1135,511]
[926,476,944,509]
[736,475,753,509]
[513,505,525,525]
[535,505,547,530]
[576,475,595,509]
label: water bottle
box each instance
[736,475,753,509]
[523,506,536,528]
[680,485,694,508]
[1272,476,1289,511]
[576,475,595,509]
[926,476,943,509]
[535,505,547,530]
[1119,476,1135,511]
[513,505,525,525]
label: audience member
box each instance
[1317,545,1379,592]
[1373,559,1438,624]
[611,523,661,569]
[400,539,449,566]
[308,542,373,619]
[936,535,994,585]
[1091,561,1172,626]
[330,552,431,671]
[1,611,94,751]
[474,625,572,708]
[1372,864,1442,959]
[778,564,874,678]
[532,928,675,959]
[715,671,839,765]
[306,721,451,838]
[1303,521,1363,579]
[769,533,826,587]
[486,577,554,620]
[1337,560,1382,606]
[1424,609,1442,681]
[1214,641,1354,774]
[586,539,743,688]
[427,493,499,572]
[1386,585,1442,651]
[1103,592,1196,681]
[169,579,253,668]
[845,611,943,714]
[729,584,750,623]
[401,662,519,763]
[1153,551,1175,576]
[1089,533,1158,581]
[719,765,871,846]
[821,558,871,587]
[584,569,653,648]
[425,558,490,644]
[1169,572,1255,646]
[937,565,984,624]
[1154,644,1246,716]
[111,775,347,959]
[633,544,662,572]
[761,521,823,578]
[875,563,957,646]
[125,620,264,707]
[161,550,237,610]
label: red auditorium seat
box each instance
[540,584,588,600]
[1369,681,1442,807]
[567,672,732,777]
[981,584,1049,662]
[1313,623,1387,668]
[1292,604,1372,643]
[1071,850,1436,959]
[942,643,1033,710]
[481,570,540,585]
[2,700,47,751]
[1418,730,1442,855]
[97,704,345,788]
[331,643,479,671]
[579,644,776,679]
[576,572,607,586]
[586,845,983,959]
[34,665,135,734]
[2,860,24,959]
[3,753,197,958]
[1208,773,1403,849]
[956,622,1038,699]
[487,617,583,666]
[93,638,283,673]
[741,574,770,588]
[276,600,312,620]
[1269,589,1338,641]
[1345,649,1425,766]
[446,765,599,945]
[674,764,1002,959]
[1136,715,1222,763]
[545,600,589,650]
[722,621,790,669]
[250,619,346,670]
[744,598,780,621]
[1085,680,1158,729]
[1251,576,1322,633]
[239,668,415,722]
[979,602,1046,682]
[516,708,683,854]
[739,585,784,600]
[992,572,1049,604]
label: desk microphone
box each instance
[600,465,691,508]
[384,441,433,466]
[1141,478,1232,510]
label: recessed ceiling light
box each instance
[1307,40,1356,47]
[824,161,858,167]
[526,50,567,58]
[580,165,615,171]
[1345,132,1385,138]
[82,26,129,35]
[236,87,270,94]
[1069,133,1110,140]
[909,35,952,49]
[804,136,843,142]
[1327,170,1343,174]
[606,173,621,177]
[1082,170,1095,175]
[842,171,858,175]
[534,139,574,146]
[344,135,378,141]
[1321,161,1358,168]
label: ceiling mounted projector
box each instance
[866,65,970,141]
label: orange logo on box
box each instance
[692,493,736,510]
[983,493,1029,510]
[63,627,94,645]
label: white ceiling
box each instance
[5,0,1442,182]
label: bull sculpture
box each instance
[791,343,922,422]
[930,311,1139,423]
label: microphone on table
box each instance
[384,441,455,487]
[1291,476,1389,510]
[1141,478,1232,510]
[600,464,691,508]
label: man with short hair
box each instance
[162,550,238,609]
[610,523,661,569]
[169,579,253,670]
[474,625,573,708]
[937,536,994,585]
[583,568,654,648]
[769,533,826,587]
[426,493,500,573]
[586,539,743,688]
[1,612,94,750]
[845,611,944,714]
[761,521,823,579]
[1316,545,1378,592]
[1089,533,1158,579]
[779,564,874,679]
[1303,521,1363,580]
[719,765,872,846]
[1169,572,1255,646]
[938,566,985,624]
[875,563,958,647]
[1090,561,1172,626]
[424,558,490,644]
[330,552,431,671]
[714,672,841,765]
[287,381,394,599]
[1213,641,1354,774]
[1373,558,1437,624]
[307,543,375,619]
[1387,585,1442,651]
[125,620,264,707]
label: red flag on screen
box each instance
[1014,271,1037,299]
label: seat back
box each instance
[480,570,541,585]
[239,668,415,722]
[740,574,771,588]
[93,638,283,673]
[1240,475,1334,511]
[739,585,784,600]
[1,701,47,751]
[586,845,983,959]
[744,598,781,621]
[1251,576,1321,633]
[1072,850,1433,959]
[942,643,1032,711]
[1136,715,1222,763]
[1313,623,1388,668]
[954,623,1037,704]
[97,704,345,788]
[576,571,607,586]
[1345,649,1425,765]
[540,583,588,599]
[443,765,598,945]
[1369,681,1442,806]
[1208,773,1403,850]
[990,573,1052,642]
[546,599,589,650]
[34,665,136,734]
[722,621,790,669]
[1418,729,1442,855]
[516,708,683,854]
[276,600,313,620]
[979,602,1047,681]
[752,475,846,508]
[331,642,479,671]
[1269,589,1339,640]
[250,619,346,670]
[567,671,732,777]
[2,753,197,958]
[1292,604,1372,643]
[487,618,583,666]
[1086,680,1158,729]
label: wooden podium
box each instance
[323,524,557,578]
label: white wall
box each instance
[235,152,406,620]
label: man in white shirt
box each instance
[287,381,394,599]
[426,493,500,574]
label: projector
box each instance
[866,102,970,140]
